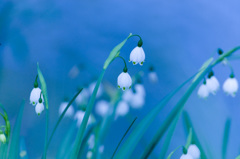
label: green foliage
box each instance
[222,118,231,159]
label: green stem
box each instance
[46,88,83,151]
[166,145,184,159]
[222,118,231,159]
[117,56,128,72]
[111,117,137,159]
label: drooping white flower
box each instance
[88,82,103,98]
[197,83,209,98]
[95,100,110,117]
[75,89,89,105]
[35,102,44,115]
[188,144,200,159]
[148,71,158,83]
[180,154,194,159]
[30,87,43,105]
[122,90,134,102]
[0,133,6,143]
[118,72,132,91]
[99,145,104,153]
[129,46,145,65]
[116,101,129,117]
[74,111,95,127]
[223,76,238,97]
[206,76,220,95]
[88,134,95,149]
[59,102,74,117]
[130,93,145,109]
[134,84,146,97]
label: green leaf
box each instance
[166,145,183,159]
[7,101,25,159]
[183,111,207,159]
[236,155,240,159]
[46,88,83,151]
[222,118,231,159]
[185,128,192,149]
[70,69,106,158]
[103,34,132,69]
[37,63,49,159]
[20,137,28,159]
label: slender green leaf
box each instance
[7,101,25,159]
[37,63,49,159]
[20,137,28,159]
[185,128,192,149]
[222,118,231,159]
[46,88,83,150]
[0,142,8,159]
[183,111,207,159]
[166,145,183,159]
[70,69,106,158]
[103,34,132,69]
[236,155,240,159]
[111,117,137,159]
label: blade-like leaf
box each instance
[222,118,231,159]
[7,101,25,159]
[20,137,28,159]
[37,63,49,159]
[166,145,183,159]
[185,128,192,149]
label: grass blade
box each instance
[20,137,28,159]
[183,111,207,159]
[166,145,183,159]
[111,117,137,159]
[37,63,49,159]
[46,88,83,150]
[7,101,25,159]
[222,118,231,159]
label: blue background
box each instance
[1,0,240,158]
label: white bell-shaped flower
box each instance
[30,87,43,105]
[35,102,44,115]
[129,46,145,65]
[74,110,85,127]
[116,101,129,117]
[0,133,6,143]
[95,100,110,117]
[59,102,74,117]
[180,154,194,159]
[88,82,103,98]
[188,144,200,159]
[88,134,95,149]
[118,72,132,91]
[130,93,145,108]
[148,71,158,83]
[206,76,220,95]
[197,83,209,98]
[122,90,134,102]
[134,84,146,97]
[75,89,89,105]
[223,76,238,97]
[99,145,104,153]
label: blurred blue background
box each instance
[1,0,240,158]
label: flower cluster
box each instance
[29,75,45,115]
[198,71,238,98]
[117,38,145,91]
[180,144,200,159]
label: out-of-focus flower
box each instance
[88,134,95,149]
[180,154,194,159]
[99,145,104,153]
[197,82,209,99]
[75,89,89,105]
[59,102,74,117]
[88,82,103,98]
[95,100,110,117]
[130,93,145,108]
[223,74,238,97]
[148,66,158,83]
[134,84,146,97]
[30,87,43,105]
[116,101,129,117]
[74,111,95,127]
[86,151,93,159]
[206,76,220,95]
[187,144,200,159]
[0,133,6,143]
[118,72,132,91]
[68,65,80,79]
[129,46,145,65]
[122,90,134,102]
[35,101,44,115]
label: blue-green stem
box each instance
[222,118,231,159]
[166,145,184,159]
[117,56,128,72]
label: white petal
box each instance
[188,144,200,159]
[86,151,93,159]
[116,101,129,116]
[99,145,104,153]
[130,93,145,108]
[59,102,74,117]
[88,82,103,98]
[180,154,194,159]
[75,89,89,105]
[117,72,132,90]
[206,76,220,95]
[148,72,158,83]
[74,111,85,127]
[35,103,44,115]
[30,87,43,105]
[95,100,110,117]
[88,135,95,149]
[134,84,146,97]
[0,134,6,143]
[130,47,140,64]
[197,84,209,98]
[223,77,238,97]
[122,90,134,102]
